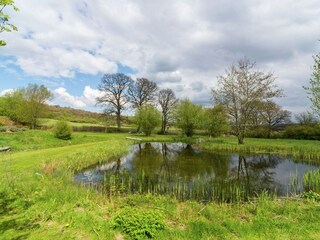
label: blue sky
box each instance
[1,0,320,114]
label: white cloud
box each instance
[0,89,15,96]
[1,0,320,112]
[54,87,86,108]
[53,86,105,109]
[83,86,104,106]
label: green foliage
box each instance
[0,0,19,46]
[113,207,165,239]
[0,90,25,123]
[0,84,52,128]
[304,50,320,116]
[302,191,320,202]
[283,124,320,140]
[135,105,161,136]
[54,121,72,140]
[303,169,320,193]
[175,99,202,137]
[21,84,53,129]
[200,104,229,137]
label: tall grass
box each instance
[303,169,320,192]
[81,172,279,203]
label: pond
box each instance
[75,142,319,202]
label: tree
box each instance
[212,58,283,144]
[0,90,24,122]
[304,50,320,116]
[96,73,134,130]
[128,78,158,109]
[175,99,202,137]
[0,0,18,46]
[135,104,161,136]
[21,84,53,129]
[295,112,318,126]
[158,88,178,134]
[201,105,230,137]
[258,100,291,137]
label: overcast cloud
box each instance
[1,0,320,112]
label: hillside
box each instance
[44,105,105,124]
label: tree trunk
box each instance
[161,116,166,135]
[238,135,244,144]
[116,110,121,131]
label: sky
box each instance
[0,0,320,114]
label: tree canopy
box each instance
[212,58,283,144]
[304,50,320,116]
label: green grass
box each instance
[197,137,320,163]
[0,131,320,239]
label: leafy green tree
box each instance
[54,120,72,140]
[135,104,161,136]
[201,105,230,137]
[0,90,24,122]
[212,58,283,144]
[175,99,202,137]
[304,50,320,116]
[0,0,18,46]
[21,84,53,129]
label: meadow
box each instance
[0,130,320,239]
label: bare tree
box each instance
[128,78,158,109]
[295,112,318,126]
[212,58,283,144]
[158,88,178,134]
[96,73,133,130]
[259,100,291,137]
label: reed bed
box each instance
[80,172,283,203]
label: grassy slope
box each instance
[38,118,105,128]
[0,132,320,239]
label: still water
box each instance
[75,142,318,202]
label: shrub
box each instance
[113,207,165,239]
[283,125,320,140]
[54,121,72,140]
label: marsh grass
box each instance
[303,169,320,192]
[88,172,256,203]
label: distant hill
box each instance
[43,105,104,124]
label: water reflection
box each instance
[75,142,318,202]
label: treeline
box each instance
[1,56,319,143]
[96,58,319,142]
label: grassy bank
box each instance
[1,131,320,239]
[196,137,320,163]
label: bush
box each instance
[113,207,165,239]
[54,121,72,140]
[283,125,320,140]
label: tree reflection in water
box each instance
[75,143,317,202]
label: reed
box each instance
[303,169,320,192]
[96,172,278,203]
